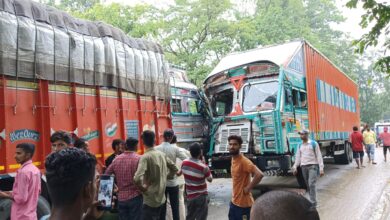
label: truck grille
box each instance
[216,124,250,153]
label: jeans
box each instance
[186,194,209,220]
[160,186,180,220]
[143,204,163,220]
[366,144,376,161]
[301,164,319,207]
[228,202,251,220]
[118,195,143,220]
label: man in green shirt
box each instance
[134,130,178,220]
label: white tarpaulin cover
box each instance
[205,41,303,83]
[0,0,169,98]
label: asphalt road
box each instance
[207,148,390,220]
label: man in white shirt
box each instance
[156,129,188,220]
[293,129,324,208]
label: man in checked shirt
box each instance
[105,137,142,220]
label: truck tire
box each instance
[295,166,307,189]
[37,195,51,218]
[0,196,50,220]
[0,198,11,220]
[334,142,352,164]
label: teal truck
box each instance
[169,65,208,148]
[203,40,360,184]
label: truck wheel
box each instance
[37,195,51,218]
[0,198,11,220]
[0,196,50,220]
[334,142,351,164]
[295,166,307,189]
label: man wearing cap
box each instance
[155,129,188,220]
[293,129,324,208]
[379,127,390,162]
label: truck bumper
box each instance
[256,155,292,171]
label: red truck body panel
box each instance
[305,43,360,139]
[0,78,171,174]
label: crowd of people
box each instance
[0,128,326,220]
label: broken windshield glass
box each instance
[242,81,279,112]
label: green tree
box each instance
[153,0,236,85]
[347,0,390,74]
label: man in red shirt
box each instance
[105,137,142,220]
[349,126,365,169]
[181,142,212,220]
[379,127,390,162]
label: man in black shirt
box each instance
[105,139,124,167]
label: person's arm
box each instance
[176,147,188,161]
[204,166,213,183]
[292,146,301,175]
[104,161,114,175]
[11,172,30,203]
[134,157,148,192]
[315,143,325,176]
[243,163,263,194]
[166,157,179,180]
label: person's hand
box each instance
[243,186,251,194]
[84,201,104,220]
[293,169,298,176]
[0,191,12,199]
[320,170,324,177]
[176,171,182,176]
[140,180,149,192]
[114,184,119,193]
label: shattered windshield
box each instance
[242,81,279,112]
[211,89,233,116]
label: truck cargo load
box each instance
[204,40,359,182]
[0,0,171,218]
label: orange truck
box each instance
[0,0,171,217]
[204,40,360,184]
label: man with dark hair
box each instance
[105,137,142,220]
[134,130,178,220]
[349,126,365,168]
[105,139,125,167]
[50,130,72,152]
[293,130,324,208]
[228,135,263,220]
[250,191,320,220]
[363,125,377,164]
[156,129,188,220]
[0,143,41,220]
[42,148,103,220]
[181,142,212,220]
[74,138,90,153]
[379,127,390,162]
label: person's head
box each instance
[228,135,243,156]
[298,130,310,141]
[112,139,124,154]
[45,148,97,213]
[353,126,359,132]
[50,131,72,152]
[142,130,155,148]
[384,127,388,133]
[366,124,370,131]
[74,138,89,153]
[125,137,138,151]
[171,135,177,144]
[250,190,320,220]
[163,129,175,143]
[189,142,202,159]
[15,143,35,164]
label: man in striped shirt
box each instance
[181,142,212,220]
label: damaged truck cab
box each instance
[204,40,360,182]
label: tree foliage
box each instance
[347,0,390,75]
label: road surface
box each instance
[207,148,390,220]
